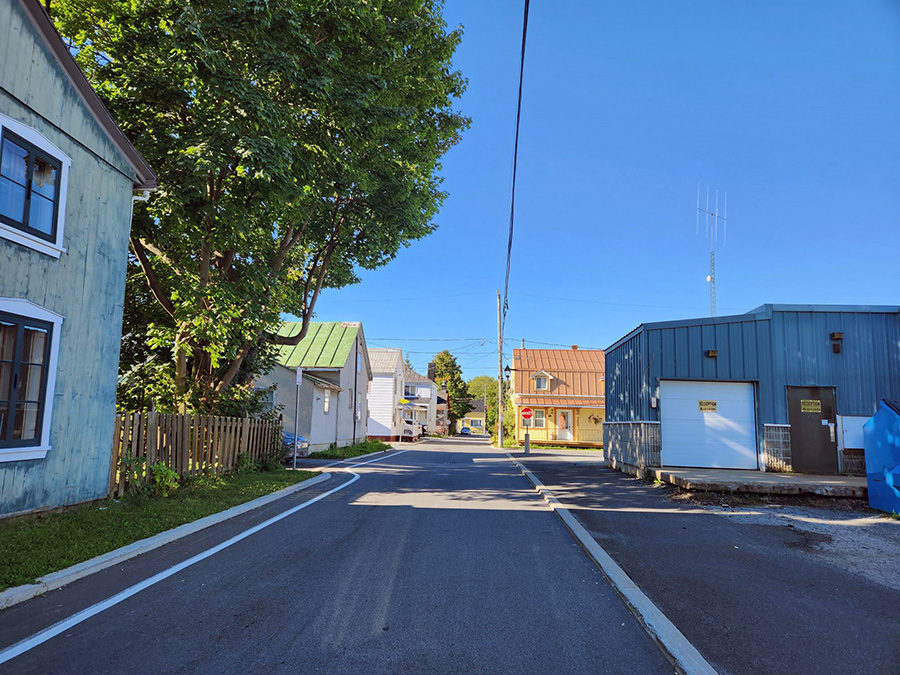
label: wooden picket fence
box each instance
[109,412,282,498]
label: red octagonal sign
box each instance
[521,407,534,420]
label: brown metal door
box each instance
[787,387,838,473]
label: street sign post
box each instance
[293,367,303,470]
[521,408,533,454]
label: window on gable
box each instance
[0,312,52,448]
[534,376,549,391]
[0,130,61,244]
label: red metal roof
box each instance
[515,396,604,409]
[511,348,605,398]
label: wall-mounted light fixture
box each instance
[706,350,718,358]
[830,331,843,354]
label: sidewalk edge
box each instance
[507,454,717,675]
[0,472,332,611]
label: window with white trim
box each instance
[0,299,63,461]
[254,387,276,414]
[0,115,70,258]
[533,410,546,428]
[534,376,549,391]
[469,418,483,428]
[324,390,330,414]
[0,130,61,242]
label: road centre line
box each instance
[507,454,717,675]
[0,450,410,666]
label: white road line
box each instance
[508,454,718,675]
[0,449,410,666]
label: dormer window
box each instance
[534,376,549,391]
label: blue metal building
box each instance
[604,305,900,475]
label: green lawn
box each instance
[0,468,317,591]
[311,440,392,460]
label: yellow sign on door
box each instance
[698,400,717,412]
[800,399,821,413]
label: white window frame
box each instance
[534,376,549,391]
[0,114,70,258]
[469,418,483,428]
[533,410,546,428]
[0,298,63,462]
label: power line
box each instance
[369,338,487,343]
[319,291,493,304]
[508,292,743,313]
[502,0,531,332]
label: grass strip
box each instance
[0,468,317,591]
[311,440,392,460]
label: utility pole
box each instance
[497,290,504,448]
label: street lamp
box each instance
[504,365,511,380]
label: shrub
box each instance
[150,462,179,497]
[235,452,260,474]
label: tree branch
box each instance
[131,237,176,317]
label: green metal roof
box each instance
[276,322,361,370]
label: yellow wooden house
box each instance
[456,399,487,435]
[509,347,605,447]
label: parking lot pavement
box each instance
[518,456,900,675]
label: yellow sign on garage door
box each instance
[698,400,718,412]
[801,399,821,413]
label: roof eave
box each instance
[22,0,157,190]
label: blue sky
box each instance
[310,0,900,380]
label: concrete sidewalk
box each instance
[647,466,868,498]
[517,455,900,675]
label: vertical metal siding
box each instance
[609,308,900,430]
[605,331,646,422]
[769,310,900,420]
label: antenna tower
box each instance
[696,184,727,316]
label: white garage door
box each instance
[660,380,758,469]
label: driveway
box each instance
[516,451,900,675]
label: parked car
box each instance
[282,431,310,460]
[459,427,471,435]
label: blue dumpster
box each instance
[864,400,900,513]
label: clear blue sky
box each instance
[310,0,900,380]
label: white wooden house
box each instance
[255,322,371,454]
[402,363,438,435]
[366,348,407,441]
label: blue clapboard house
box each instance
[0,0,155,515]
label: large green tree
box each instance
[432,350,469,427]
[467,374,508,440]
[53,0,468,413]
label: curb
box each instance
[0,472,333,611]
[651,468,867,499]
[507,454,717,675]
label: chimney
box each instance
[571,345,579,350]
[427,362,436,381]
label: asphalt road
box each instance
[0,439,671,674]
[517,453,900,675]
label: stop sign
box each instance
[521,407,534,420]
